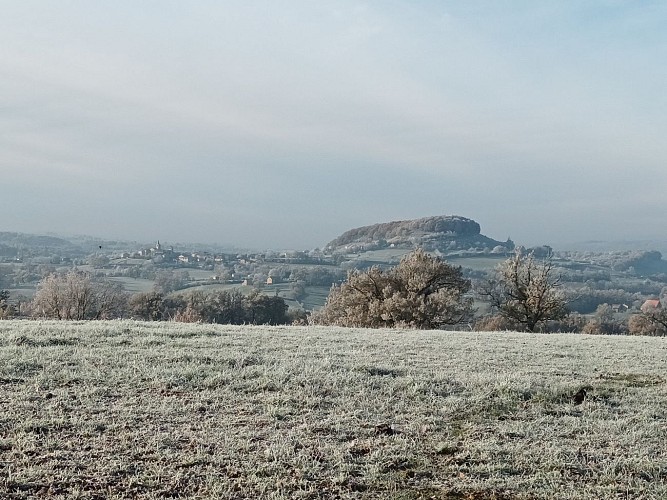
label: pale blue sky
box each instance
[1,1,666,249]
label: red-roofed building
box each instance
[641,299,662,313]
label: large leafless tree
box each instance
[480,250,568,332]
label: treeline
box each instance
[311,249,667,337]
[8,271,299,325]
[473,306,664,336]
[558,250,667,274]
[128,290,299,325]
[3,252,667,337]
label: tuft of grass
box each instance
[598,372,665,387]
[0,320,666,499]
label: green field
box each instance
[1,321,666,498]
[5,288,36,301]
[108,277,157,294]
[344,248,414,264]
[184,269,219,281]
[447,255,508,272]
[176,282,246,294]
[300,286,331,310]
[341,251,508,271]
[173,283,331,311]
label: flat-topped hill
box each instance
[326,215,512,254]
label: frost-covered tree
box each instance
[480,250,568,332]
[163,289,289,325]
[153,270,189,294]
[32,272,127,320]
[630,307,667,336]
[0,290,13,319]
[312,249,472,329]
[128,291,166,321]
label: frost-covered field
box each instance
[0,321,666,499]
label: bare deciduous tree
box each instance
[480,250,568,332]
[629,308,667,336]
[32,272,127,320]
[311,249,472,329]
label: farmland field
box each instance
[1,321,666,499]
[108,277,157,294]
[300,286,331,310]
[344,249,414,264]
[447,255,507,272]
[341,253,509,272]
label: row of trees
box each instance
[313,249,667,335]
[13,271,293,325]
[128,289,293,325]
[3,250,667,335]
[311,249,568,332]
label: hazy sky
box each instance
[2,1,666,249]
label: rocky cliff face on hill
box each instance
[326,215,513,254]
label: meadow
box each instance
[0,320,666,499]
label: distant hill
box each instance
[0,232,83,257]
[325,215,513,255]
[563,239,667,255]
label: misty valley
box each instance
[2,215,667,336]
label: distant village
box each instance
[105,240,341,289]
[122,240,330,264]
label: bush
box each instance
[172,305,202,323]
[473,314,517,332]
[32,272,127,320]
[311,249,472,329]
[128,292,166,321]
[163,289,290,326]
[0,290,13,319]
[581,321,604,335]
[628,314,667,336]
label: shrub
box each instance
[628,314,667,336]
[32,272,127,320]
[311,249,472,329]
[473,314,517,332]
